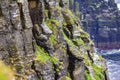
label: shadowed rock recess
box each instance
[0,0,109,80]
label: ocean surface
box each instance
[97,49,120,80]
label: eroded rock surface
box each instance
[0,0,109,80]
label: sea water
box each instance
[97,49,120,80]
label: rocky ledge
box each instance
[0,0,109,80]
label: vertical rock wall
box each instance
[0,0,109,80]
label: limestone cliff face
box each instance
[75,0,120,49]
[0,0,108,80]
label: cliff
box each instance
[0,0,108,80]
[75,0,120,49]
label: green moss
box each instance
[36,45,58,64]
[92,64,104,80]
[85,70,92,80]
[80,32,89,39]
[66,76,72,80]
[49,34,57,45]
[62,19,67,26]
[0,62,15,80]
[62,9,75,25]
[58,64,62,69]
[59,62,63,65]
[55,5,62,11]
[83,54,90,66]
[44,9,49,19]
[66,9,73,16]
[44,10,48,15]
[56,68,60,72]
[45,19,59,28]
[62,32,78,49]
[98,55,105,61]
[65,17,75,25]
[84,57,104,80]
[45,19,59,45]
[55,61,64,72]
[72,38,85,46]
[62,30,89,50]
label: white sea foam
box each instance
[98,49,120,80]
[97,49,120,55]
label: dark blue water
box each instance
[97,49,120,80]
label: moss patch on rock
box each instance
[62,32,78,49]
[85,70,92,80]
[36,45,58,64]
[66,76,72,80]
[92,64,104,80]
[0,62,15,80]
[45,19,59,45]
[62,9,75,25]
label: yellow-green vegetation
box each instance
[89,40,94,47]
[80,31,89,39]
[72,38,85,46]
[66,76,72,80]
[64,9,73,16]
[0,61,15,80]
[36,45,58,64]
[49,34,56,45]
[44,7,104,80]
[63,29,89,50]
[55,5,62,11]
[62,32,78,49]
[55,62,63,72]
[83,54,90,66]
[62,19,67,26]
[62,8,91,50]
[85,61,104,80]
[45,19,59,45]
[92,64,104,80]
[45,19,59,27]
[62,9,81,25]
[44,9,49,19]
[62,9,75,25]
[85,70,92,80]
[98,55,106,61]
[79,30,90,49]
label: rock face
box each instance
[0,0,108,80]
[75,0,120,49]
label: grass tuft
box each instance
[36,45,58,64]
